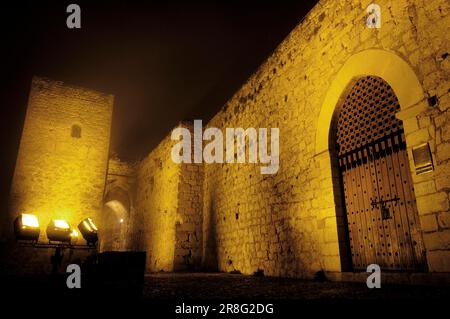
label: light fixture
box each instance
[77,217,98,245]
[70,229,79,244]
[46,219,71,242]
[14,213,40,242]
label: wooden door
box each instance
[336,76,427,271]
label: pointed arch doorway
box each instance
[334,75,426,271]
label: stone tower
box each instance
[3,77,113,273]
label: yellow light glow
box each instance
[88,218,98,231]
[22,214,39,228]
[53,219,70,229]
[83,220,92,232]
[119,218,124,223]
[71,229,79,237]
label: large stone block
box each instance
[414,180,437,197]
[427,250,450,272]
[416,192,449,215]
[423,230,450,251]
[406,128,430,146]
[437,212,450,229]
[437,143,450,163]
[435,162,450,190]
[420,214,438,232]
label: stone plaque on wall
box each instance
[412,143,434,175]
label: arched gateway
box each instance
[315,49,431,272]
[334,76,426,271]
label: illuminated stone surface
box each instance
[3,0,450,277]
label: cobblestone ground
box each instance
[143,272,450,300]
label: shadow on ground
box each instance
[143,272,450,300]
[3,272,450,302]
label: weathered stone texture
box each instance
[101,157,143,252]
[4,0,450,276]
[201,0,450,275]
[135,124,203,272]
[4,76,113,273]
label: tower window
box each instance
[71,124,81,138]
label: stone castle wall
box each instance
[135,124,203,272]
[201,0,449,276]
[3,0,449,277]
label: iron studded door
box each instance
[336,76,427,271]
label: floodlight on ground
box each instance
[14,213,40,242]
[46,219,71,242]
[77,217,98,245]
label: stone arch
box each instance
[314,49,427,271]
[100,186,131,251]
[316,49,425,155]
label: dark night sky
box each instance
[0,0,318,196]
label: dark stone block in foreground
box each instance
[2,251,146,301]
[83,251,147,298]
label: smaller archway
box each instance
[100,187,131,251]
